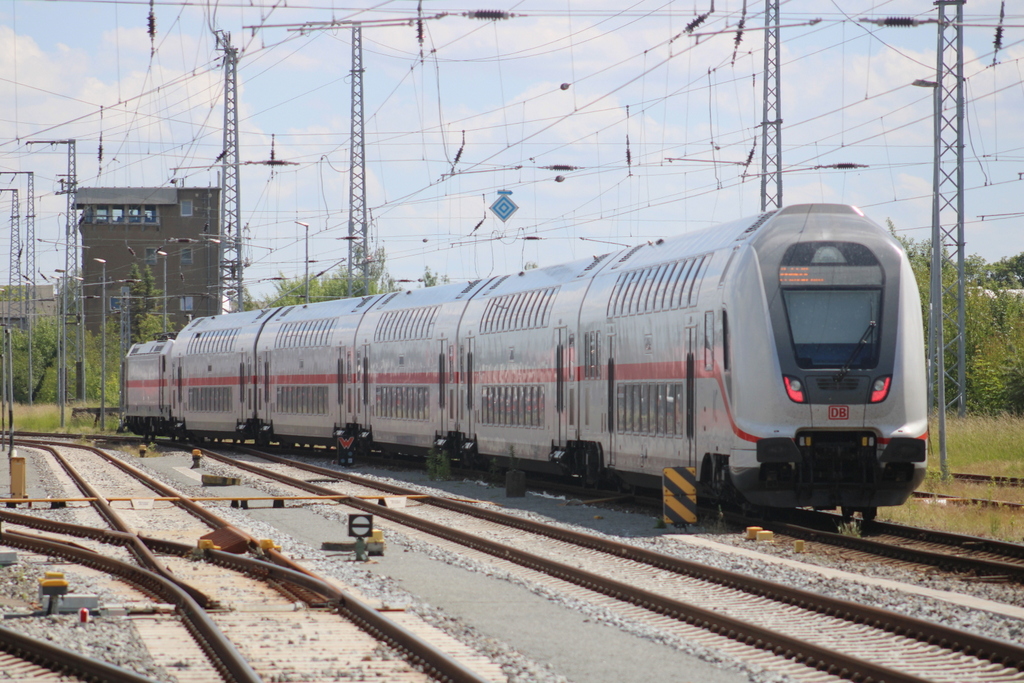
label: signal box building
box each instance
[77,187,221,334]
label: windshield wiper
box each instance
[834,321,876,382]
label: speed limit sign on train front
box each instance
[347,514,373,538]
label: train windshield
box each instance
[778,241,883,369]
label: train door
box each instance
[336,345,346,425]
[686,325,697,464]
[465,337,476,437]
[360,343,370,427]
[606,330,616,468]
[159,354,167,416]
[342,346,353,425]
[171,359,179,412]
[259,351,271,425]
[555,327,569,446]
[438,338,449,436]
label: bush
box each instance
[426,447,451,481]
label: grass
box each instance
[877,414,1024,542]
[11,403,115,435]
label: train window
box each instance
[507,290,524,327]
[704,311,715,370]
[677,258,698,308]
[656,262,677,310]
[625,270,646,316]
[722,310,730,371]
[617,385,626,433]
[659,385,667,432]
[664,386,676,434]
[688,256,708,307]
[783,289,881,369]
[646,265,669,312]
[531,290,548,328]
[667,259,692,307]
[642,384,653,433]
[648,263,671,312]
[674,383,684,434]
[607,275,627,317]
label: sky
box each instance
[1,0,1022,304]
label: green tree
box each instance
[891,220,1024,414]
[124,264,164,344]
[253,245,395,309]
[422,266,450,288]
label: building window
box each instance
[145,248,158,265]
[112,206,125,223]
[144,205,158,223]
[181,296,194,312]
[93,206,110,223]
[180,200,193,217]
[181,247,193,265]
[128,206,143,223]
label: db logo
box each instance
[828,405,850,420]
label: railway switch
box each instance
[39,573,69,615]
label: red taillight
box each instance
[783,376,806,403]
[870,376,891,403]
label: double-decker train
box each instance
[123,204,928,517]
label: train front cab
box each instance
[732,205,927,514]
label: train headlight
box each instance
[870,376,891,403]
[783,376,806,403]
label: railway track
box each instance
[0,619,158,683]
[21,433,1024,584]
[4,438,496,683]
[740,505,1024,584]
[179,442,1024,683]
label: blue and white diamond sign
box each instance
[490,190,519,222]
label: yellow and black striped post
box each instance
[663,467,697,526]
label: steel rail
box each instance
[749,507,1024,572]
[220,445,1024,667]
[0,622,160,683]
[0,527,262,683]
[13,438,492,683]
[18,440,212,607]
[209,445,1024,682]
[138,536,492,683]
[912,489,1024,510]
[952,472,1024,487]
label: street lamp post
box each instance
[157,250,168,334]
[296,222,310,304]
[94,258,107,430]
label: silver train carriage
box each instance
[123,204,928,514]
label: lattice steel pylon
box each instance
[928,0,966,478]
[347,24,370,297]
[2,189,19,328]
[27,140,77,424]
[218,31,243,314]
[24,172,35,404]
[2,170,36,403]
[760,0,782,211]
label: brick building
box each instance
[77,187,221,334]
